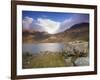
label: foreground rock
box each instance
[63,41,89,57]
[74,57,89,66]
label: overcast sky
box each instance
[22,11,89,34]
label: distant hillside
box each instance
[65,23,89,41]
[23,23,89,43]
[68,23,89,30]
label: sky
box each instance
[22,11,89,34]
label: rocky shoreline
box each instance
[22,41,89,68]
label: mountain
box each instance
[23,23,89,43]
[65,23,89,41]
[47,23,89,42]
[68,23,89,30]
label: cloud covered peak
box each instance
[22,14,89,34]
[36,18,61,34]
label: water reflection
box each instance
[22,43,64,54]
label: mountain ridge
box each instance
[23,22,89,43]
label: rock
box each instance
[63,44,75,56]
[63,42,89,57]
[74,57,89,66]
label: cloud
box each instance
[36,18,61,34]
[58,18,73,32]
[22,16,33,30]
[58,14,89,32]
[22,14,89,34]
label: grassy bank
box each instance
[22,52,66,69]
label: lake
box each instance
[22,43,64,54]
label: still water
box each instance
[22,43,64,53]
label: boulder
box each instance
[63,42,89,57]
[74,57,89,66]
